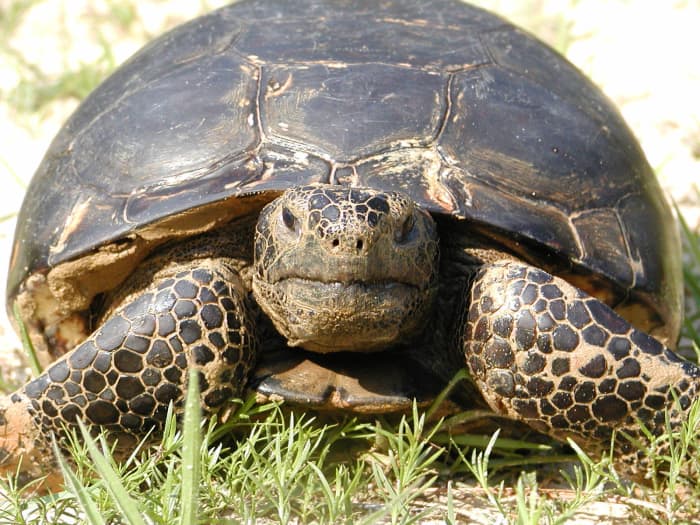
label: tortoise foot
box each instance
[464,260,700,472]
[0,259,256,487]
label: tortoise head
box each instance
[252,184,439,353]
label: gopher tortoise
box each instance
[1,0,696,488]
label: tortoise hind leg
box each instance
[0,258,256,490]
[463,260,700,475]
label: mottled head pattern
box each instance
[252,184,439,352]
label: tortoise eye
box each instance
[281,206,298,232]
[395,213,416,244]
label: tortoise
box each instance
[2,0,698,489]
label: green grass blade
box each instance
[487,454,577,469]
[179,368,201,525]
[676,201,700,265]
[12,302,42,375]
[77,420,147,525]
[425,368,468,421]
[52,437,106,525]
[439,433,553,451]
[0,155,27,189]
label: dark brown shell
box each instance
[8,0,681,339]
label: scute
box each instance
[8,0,680,349]
[261,64,446,160]
[229,5,493,70]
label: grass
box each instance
[0,1,699,523]
[1,369,699,522]
[0,3,109,115]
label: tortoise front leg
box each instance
[464,260,700,475]
[0,259,256,490]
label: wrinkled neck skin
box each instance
[252,184,440,354]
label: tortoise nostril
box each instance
[332,238,340,248]
[356,239,364,251]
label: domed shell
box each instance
[8,0,681,344]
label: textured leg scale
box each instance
[0,262,255,488]
[465,260,700,472]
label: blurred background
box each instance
[0,0,698,377]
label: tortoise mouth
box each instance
[253,276,435,353]
[250,347,444,413]
[276,277,418,293]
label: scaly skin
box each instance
[0,259,255,491]
[252,184,439,352]
[1,184,698,491]
[464,261,700,475]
